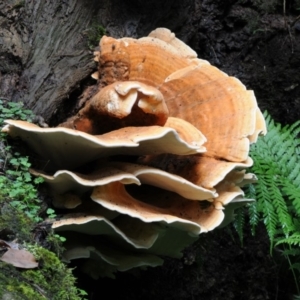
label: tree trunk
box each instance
[0,0,197,124]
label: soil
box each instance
[75,223,293,300]
[1,0,300,299]
[191,0,300,126]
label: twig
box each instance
[290,15,300,28]
[288,24,294,54]
[283,0,294,53]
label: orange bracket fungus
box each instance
[2,28,266,278]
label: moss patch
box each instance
[0,99,88,299]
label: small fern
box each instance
[233,111,300,295]
[247,112,300,244]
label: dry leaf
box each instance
[0,248,38,269]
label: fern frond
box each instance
[262,201,277,247]
[250,173,281,243]
[287,163,300,184]
[233,207,245,246]
[293,218,300,232]
[280,248,300,257]
[284,119,300,135]
[289,263,300,271]
[247,197,259,235]
[282,186,300,217]
[275,234,300,247]
[242,111,300,251]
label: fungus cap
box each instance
[1,27,267,276]
[2,118,204,170]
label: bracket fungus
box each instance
[60,81,169,134]
[2,28,266,278]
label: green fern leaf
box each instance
[289,262,300,271]
[281,248,300,257]
[244,184,260,235]
[233,207,245,246]
[275,234,300,247]
[246,111,300,246]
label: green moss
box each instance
[0,202,34,241]
[0,99,88,299]
[0,246,87,300]
[6,284,45,300]
[0,263,42,300]
[87,22,106,50]
[12,0,25,10]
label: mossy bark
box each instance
[0,0,196,123]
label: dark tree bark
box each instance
[0,0,198,123]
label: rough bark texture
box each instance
[0,0,195,123]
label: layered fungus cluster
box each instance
[2,28,266,278]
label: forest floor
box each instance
[76,223,293,300]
